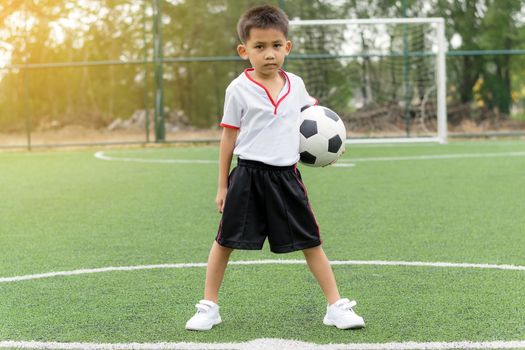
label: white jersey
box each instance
[220,68,317,166]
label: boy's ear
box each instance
[285,40,292,55]
[237,44,248,59]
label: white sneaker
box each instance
[323,298,365,329]
[185,300,222,331]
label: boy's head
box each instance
[237,5,289,43]
[236,5,292,77]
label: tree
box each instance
[0,0,151,131]
[432,0,522,116]
[433,0,484,106]
[477,0,521,115]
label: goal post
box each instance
[289,18,448,144]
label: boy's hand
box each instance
[216,187,228,213]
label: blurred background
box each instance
[1,0,525,148]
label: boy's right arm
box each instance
[216,127,238,213]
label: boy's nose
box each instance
[264,51,275,59]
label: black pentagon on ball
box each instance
[323,107,340,122]
[300,151,316,164]
[300,119,317,138]
[300,105,312,112]
[328,135,343,153]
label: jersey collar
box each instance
[243,68,291,115]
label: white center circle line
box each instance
[2,260,523,350]
[1,259,523,284]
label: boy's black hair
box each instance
[237,5,289,43]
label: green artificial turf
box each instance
[1,140,524,345]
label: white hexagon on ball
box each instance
[299,105,346,167]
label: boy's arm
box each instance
[216,127,238,213]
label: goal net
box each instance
[288,18,447,144]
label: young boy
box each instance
[185,5,364,331]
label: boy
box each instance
[185,5,364,331]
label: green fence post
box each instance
[152,0,165,142]
[143,0,150,143]
[23,67,31,151]
[23,0,31,151]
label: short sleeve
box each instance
[298,78,318,110]
[220,87,242,130]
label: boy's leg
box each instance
[186,241,233,331]
[302,245,340,304]
[204,241,234,303]
[303,245,365,329]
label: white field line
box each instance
[2,339,525,350]
[94,151,215,164]
[338,151,525,162]
[332,163,355,167]
[94,151,525,165]
[2,261,524,350]
[1,259,524,284]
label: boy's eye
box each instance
[255,45,263,49]
[274,44,282,48]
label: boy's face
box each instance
[237,27,292,78]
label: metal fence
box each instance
[1,1,525,149]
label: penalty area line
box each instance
[1,339,525,350]
[337,151,525,162]
[94,151,216,164]
[1,259,523,284]
[94,151,525,165]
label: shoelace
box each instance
[335,298,357,312]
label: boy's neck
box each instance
[248,68,284,85]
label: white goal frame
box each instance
[290,18,448,145]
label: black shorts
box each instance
[216,158,322,254]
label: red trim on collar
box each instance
[243,68,291,115]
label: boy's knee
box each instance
[302,245,322,256]
[221,246,234,255]
[214,241,234,255]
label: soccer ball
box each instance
[299,105,346,167]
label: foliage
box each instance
[433,0,523,115]
[1,0,525,133]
